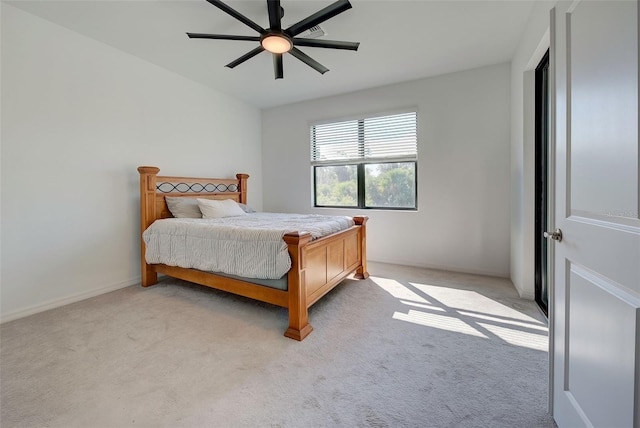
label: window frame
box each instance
[311,110,418,210]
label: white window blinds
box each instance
[311,112,417,162]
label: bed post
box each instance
[353,216,370,279]
[236,173,249,204]
[283,232,314,341]
[138,166,160,287]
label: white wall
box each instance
[510,1,556,299]
[0,4,263,321]
[263,63,511,278]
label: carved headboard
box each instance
[137,166,249,231]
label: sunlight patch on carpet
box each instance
[371,276,549,352]
[477,322,548,351]
[393,310,488,338]
[457,311,548,332]
[409,282,545,325]
[371,277,430,303]
[400,300,446,312]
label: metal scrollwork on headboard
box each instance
[156,182,239,193]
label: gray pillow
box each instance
[165,197,202,218]
[237,203,256,213]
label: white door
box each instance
[551,1,640,427]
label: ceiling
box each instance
[7,0,535,108]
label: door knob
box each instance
[544,228,563,242]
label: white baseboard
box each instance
[0,277,141,324]
[367,258,537,299]
[368,258,510,280]
[514,286,535,300]
[0,261,532,323]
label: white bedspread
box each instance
[143,213,355,279]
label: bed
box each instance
[138,166,369,340]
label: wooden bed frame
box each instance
[138,166,369,341]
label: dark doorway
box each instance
[534,49,550,317]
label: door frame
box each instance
[547,13,557,410]
[534,49,551,317]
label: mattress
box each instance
[142,213,355,280]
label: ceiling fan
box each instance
[187,0,360,79]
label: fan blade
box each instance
[273,53,283,79]
[205,0,265,34]
[267,0,282,31]
[226,46,265,68]
[285,0,352,37]
[187,33,261,42]
[293,38,359,51]
[289,47,329,74]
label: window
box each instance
[311,111,417,209]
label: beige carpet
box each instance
[1,262,555,427]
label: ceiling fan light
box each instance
[261,34,292,54]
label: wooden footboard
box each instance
[283,216,368,340]
[137,166,369,341]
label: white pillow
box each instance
[165,197,202,218]
[197,198,247,218]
